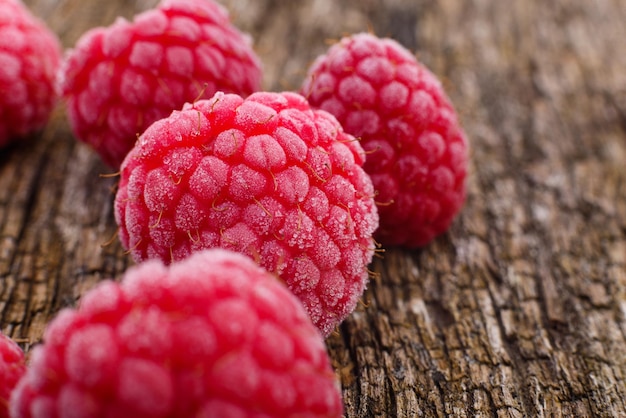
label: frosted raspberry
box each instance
[10,249,343,418]
[301,33,469,247]
[0,331,26,418]
[0,0,61,147]
[114,91,379,336]
[59,0,262,168]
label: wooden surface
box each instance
[2,0,626,416]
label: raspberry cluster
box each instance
[0,0,61,148]
[2,0,470,417]
[10,250,343,418]
[0,332,25,418]
[59,0,262,168]
[301,33,468,248]
[114,90,379,337]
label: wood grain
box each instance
[2,0,625,416]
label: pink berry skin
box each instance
[114,90,379,336]
[0,0,61,148]
[9,249,344,418]
[301,33,469,248]
[0,331,26,418]
[59,0,263,168]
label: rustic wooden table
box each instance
[2,0,626,416]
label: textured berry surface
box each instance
[59,0,262,168]
[0,331,26,418]
[0,0,61,148]
[114,91,379,336]
[10,249,343,418]
[301,33,468,248]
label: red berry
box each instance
[0,0,61,147]
[0,331,26,418]
[114,91,379,336]
[10,249,344,418]
[301,33,469,248]
[59,0,263,168]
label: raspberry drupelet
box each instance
[301,32,469,248]
[59,0,263,168]
[0,0,61,148]
[10,249,344,418]
[114,90,379,336]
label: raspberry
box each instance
[59,0,262,168]
[301,33,469,247]
[0,0,61,148]
[10,249,344,418]
[0,331,26,418]
[114,91,379,336]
